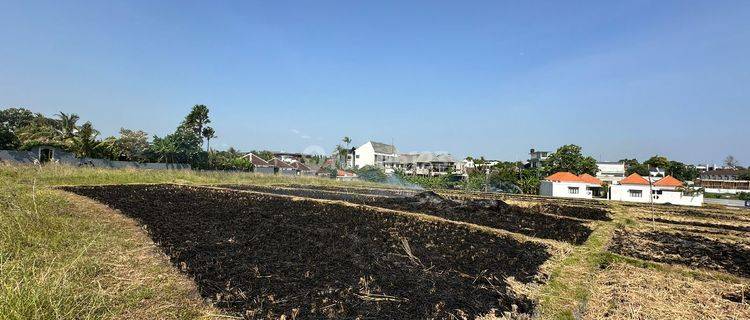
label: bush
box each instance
[355,165,387,183]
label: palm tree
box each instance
[202,126,216,152]
[55,112,80,141]
[342,136,351,148]
[71,122,99,158]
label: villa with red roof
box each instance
[540,171,703,206]
[539,171,603,199]
[609,173,702,206]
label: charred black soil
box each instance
[610,229,750,278]
[224,185,595,245]
[638,217,750,233]
[60,184,551,319]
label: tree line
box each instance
[0,105,252,170]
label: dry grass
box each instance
[585,262,750,319]
[62,192,225,319]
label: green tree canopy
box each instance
[644,155,669,169]
[542,144,598,176]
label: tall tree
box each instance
[542,144,598,175]
[116,128,150,161]
[342,136,352,149]
[181,105,211,137]
[71,121,99,158]
[55,112,80,141]
[644,155,669,170]
[724,155,739,168]
[202,126,216,152]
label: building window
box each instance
[356,155,360,158]
[568,187,579,194]
[629,190,642,198]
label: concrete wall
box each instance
[253,166,275,174]
[353,142,375,168]
[610,184,703,206]
[539,181,593,199]
[1,148,191,170]
[610,185,651,203]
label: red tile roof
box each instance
[243,153,272,167]
[290,161,312,171]
[545,172,585,183]
[578,173,603,186]
[337,170,357,177]
[620,173,650,185]
[268,158,294,169]
[653,175,684,187]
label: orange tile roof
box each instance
[620,173,650,185]
[578,173,603,186]
[337,169,357,177]
[653,175,684,187]
[545,172,585,183]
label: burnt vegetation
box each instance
[61,184,552,319]
[224,185,603,245]
[610,229,750,278]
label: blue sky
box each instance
[1,1,748,165]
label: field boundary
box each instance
[182,184,572,251]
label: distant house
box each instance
[386,152,456,176]
[610,173,703,206]
[273,152,304,164]
[241,153,276,174]
[539,172,602,199]
[696,169,750,194]
[528,149,550,168]
[596,162,626,184]
[267,158,297,175]
[289,161,314,175]
[349,141,398,169]
[336,169,358,181]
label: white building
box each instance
[386,152,456,176]
[539,172,602,199]
[609,173,703,206]
[596,162,626,184]
[528,149,550,168]
[349,141,398,169]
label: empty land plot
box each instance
[610,229,750,278]
[585,263,750,319]
[60,184,551,319]
[223,185,596,245]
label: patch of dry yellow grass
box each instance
[585,262,750,319]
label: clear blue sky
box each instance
[1,1,749,165]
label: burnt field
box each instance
[223,184,606,245]
[60,184,552,319]
[610,229,750,277]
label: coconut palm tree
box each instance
[71,121,99,158]
[342,136,351,148]
[202,126,216,152]
[55,112,80,141]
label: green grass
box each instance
[535,204,624,320]
[0,164,388,188]
[0,164,392,319]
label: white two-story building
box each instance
[348,141,398,169]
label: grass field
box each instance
[1,164,749,319]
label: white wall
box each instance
[610,185,651,203]
[610,185,703,206]
[353,142,375,168]
[540,181,593,199]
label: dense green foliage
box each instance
[355,165,388,183]
[1,105,255,170]
[542,144,598,176]
[622,156,699,181]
